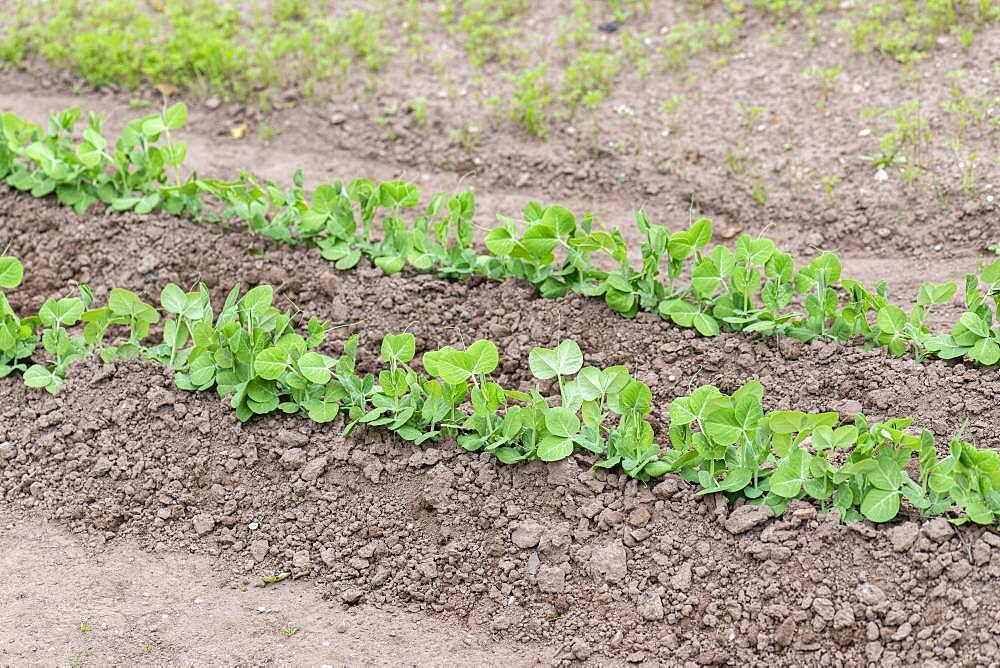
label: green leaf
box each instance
[528,340,583,379]
[163,102,188,130]
[484,227,517,256]
[692,312,720,337]
[541,205,576,237]
[691,258,724,298]
[868,454,905,491]
[537,435,574,462]
[374,256,406,274]
[254,347,289,380]
[23,364,56,390]
[380,332,416,364]
[766,410,808,434]
[160,284,188,315]
[860,488,900,522]
[770,447,813,498]
[297,351,333,384]
[312,184,341,213]
[703,406,742,446]
[658,298,697,327]
[545,407,580,438]
[917,282,956,307]
[576,365,629,401]
[307,401,340,423]
[813,425,858,451]
[465,339,499,375]
[239,285,274,321]
[38,297,84,326]
[140,115,167,137]
[520,223,558,261]
[616,380,652,414]
[0,257,23,289]
[717,467,753,492]
[958,311,990,339]
[422,346,472,384]
[970,338,1000,366]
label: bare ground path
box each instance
[0,513,547,667]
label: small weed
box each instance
[735,102,764,134]
[507,64,552,138]
[819,174,842,204]
[560,51,621,119]
[750,174,769,206]
[943,70,995,141]
[450,124,481,153]
[0,2,392,101]
[661,95,684,134]
[70,648,92,668]
[79,617,91,633]
[839,0,1000,63]
[281,624,300,638]
[445,0,530,67]
[803,64,842,110]
[860,100,930,185]
[724,149,745,176]
[259,124,279,142]
[556,0,595,51]
[407,97,429,130]
[945,137,978,198]
[660,17,742,70]
[374,116,399,142]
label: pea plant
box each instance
[5,256,1000,528]
[6,105,1000,371]
[0,103,200,217]
[665,381,1000,525]
[0,256,34,379]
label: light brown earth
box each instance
[2,5,1000,664]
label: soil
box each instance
[0,513,545,666]
[3,191,1000,665]
[2,10,1000,663]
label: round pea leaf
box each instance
[254,347,289,380]
[0,257,24,290]
[528,340,583,380]
[465,339,498,375]
[537,435,574,462]
[297,351,333,384]
[860,488,900,523]
[544,407,580,438]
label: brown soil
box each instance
[3,192,1000,665]
[0,513,545,666]
[2,13,1000,660]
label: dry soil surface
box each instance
[2,192,1000,665]
[0,514,547,667]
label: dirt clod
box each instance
[192,513,215,536]
[637,590,664,621]
[724,504,774,534]
[923,518,953,542]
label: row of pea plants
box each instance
[2,105,999,365]
[1,254,998,526]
